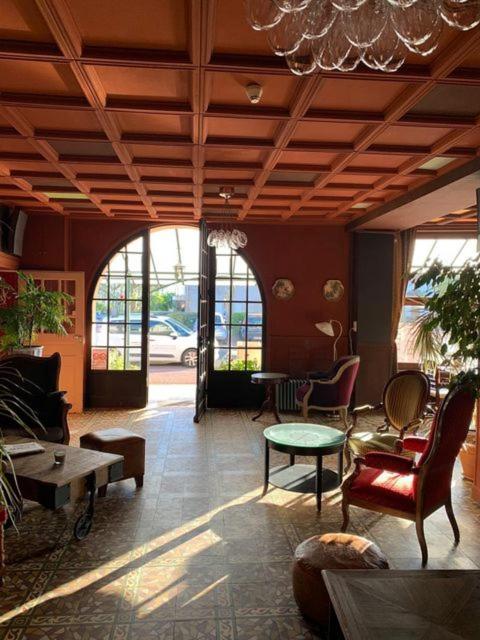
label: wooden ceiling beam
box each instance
[285,27,480,221]
[35,0,158,219]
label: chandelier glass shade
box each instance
[207,228,248,250]
[245,0,480,75]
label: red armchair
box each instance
[341,384,475,565]
[296,356,360,428]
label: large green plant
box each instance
[413,255,480,394]
[0,273,73,350]
[0,362,43,520]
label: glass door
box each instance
[87,231,149,407]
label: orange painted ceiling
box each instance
[0,0,479,228]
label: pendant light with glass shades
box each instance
[245,0,480,75]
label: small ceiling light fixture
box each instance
[245,82,264,104]
[207,187,248,250]
[245,0,480,76]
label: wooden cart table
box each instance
[3,437,123,540]
[323,569,480,640]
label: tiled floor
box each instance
[2,400,480,640]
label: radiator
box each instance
[276,378,309,412]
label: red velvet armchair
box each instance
[341,384,475,565]
[296,356,360,428]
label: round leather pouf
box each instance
[292,533,389,626]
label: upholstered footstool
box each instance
[80,428,145,497]
[292,533,389,626]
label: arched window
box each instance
[90,235,145,371]
[213,247,264,372]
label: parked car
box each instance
[240,313,263,342]
[105,314,198,367]
[193,312,228,343]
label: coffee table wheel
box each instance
[74,512,93,540]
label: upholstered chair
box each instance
[0,352,71,444]
[296,356,360,428]
[341,384,475,565]
[345,370,430,469]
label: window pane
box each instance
[108,348,124,370]
[92,299,108,322]
[215,279,230,301]
[232,280,247,301]
[94,276,109,299]
[127,237,143,252]
[109,252,126,275]
[127,276,143,299]
[109,277,126,300]
[91,347,107,370]
[91,324,107,347]
[214,348,230,370]
[127,301,142,322]
[248,281,261,302]
[215,302,230,324]
[109,300,125,322]
[215,324,230,346]
[127,253,142,275]
[232,254,248,276]
[216,255,231,277]
[125,349,141,370]
[231,304,246,324]
[109,325,125,347]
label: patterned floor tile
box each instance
[2,402,479,640]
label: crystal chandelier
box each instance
[245,0,480,75]
[206,187,248,250]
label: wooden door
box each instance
[24,270,85,413]
[194,220,211,422]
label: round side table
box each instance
[251,372,289,423]
[263,423,345,511]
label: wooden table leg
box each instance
[252,383,270,421]
[338,449,344,485]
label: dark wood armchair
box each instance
[345,370,430,470]
[341,385,475,565]
[0,352,71,444]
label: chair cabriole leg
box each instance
[445,494,460,545]
[415,515,428,566]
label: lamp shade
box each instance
[315,321,334,337]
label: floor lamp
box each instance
[316,320,343,362]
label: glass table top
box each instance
[263,423,345,449]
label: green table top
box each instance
[263,423,345,450]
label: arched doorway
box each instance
[87,225,265,411]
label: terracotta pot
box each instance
[459,442,476,482]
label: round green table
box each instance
[262,423,346,511]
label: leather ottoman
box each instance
[292,533,389,626]
[80,428,145,497]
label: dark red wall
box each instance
[22,215,350,374]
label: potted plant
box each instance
[0,361,43,583]
[0,272,73,357]
[413,255,480,481]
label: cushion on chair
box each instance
[292,533,389,625]
[348,432,404,457]
[348,467,417,514]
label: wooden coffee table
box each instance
[323,569,480,640]
[3,437,123,540]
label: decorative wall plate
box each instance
[272,278,295,300]
[323,279,344,302]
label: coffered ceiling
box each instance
[0,0,480,228]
